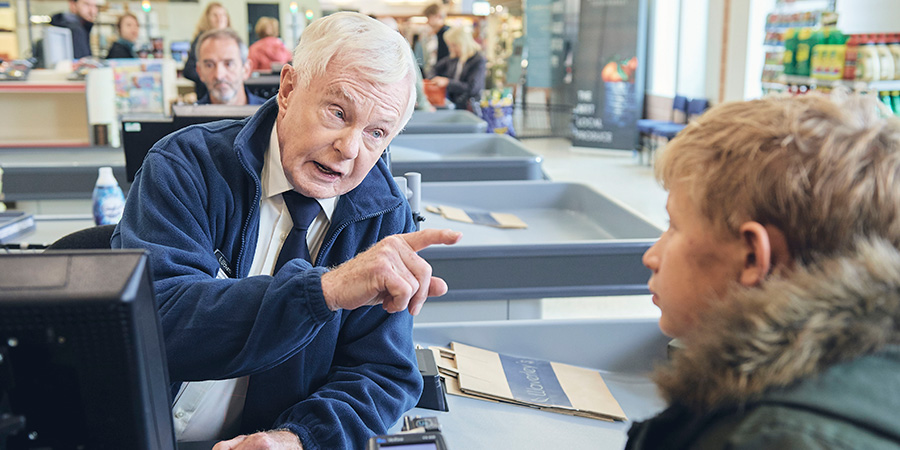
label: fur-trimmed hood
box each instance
[655,237,900,414]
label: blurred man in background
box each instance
[49,0,99,59]
[194,28,265,105]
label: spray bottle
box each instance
[92,167,126,225]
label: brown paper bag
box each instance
[429,342,627,422]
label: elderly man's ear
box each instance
[738,222,791,287]
[276,64,295,112]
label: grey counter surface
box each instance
[1,214,94,248]
[390,133,544,182]
[401,110,488,135]
[0,146,127,201]
[418,181,662,300]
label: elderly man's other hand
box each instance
[212,430,302,449]
[321,229,462,315]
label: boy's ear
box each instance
[738,222,791,286]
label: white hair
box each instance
[292,12,417,126]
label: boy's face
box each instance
[642,183,748,337]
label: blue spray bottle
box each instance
[92,166,125,225]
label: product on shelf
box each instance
[891,91,900,116]
[856,34,881,82]
[844,34,859,80]
[783,28,798,75]
[811,44,845,81]
[889,34,900,80]
[761,1,840,94]
[876,33,895,81]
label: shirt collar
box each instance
[262,123,337,220]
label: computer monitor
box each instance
[41,26,74,69]
[0,250,177,449]
[170,41,192,63]
[121,105,260,182]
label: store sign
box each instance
[571,0,648,150]
[525,0,565,89]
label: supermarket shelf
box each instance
[774,75,900,92]
[868,80,900,92]
[761,81,789,90]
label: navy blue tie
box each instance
[274,191,321,271]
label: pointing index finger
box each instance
[399,229,462,252]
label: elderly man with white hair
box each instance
[113,12,461,450]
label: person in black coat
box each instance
[423,3,449,65]
[48,0,98,60]
[427,26,486,111]
[106,12,139,59]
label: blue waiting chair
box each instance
[649,98,709,161]
[636,95,688,164]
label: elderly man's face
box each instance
[71,0,99,23]
[275,64,410,199]
[196,37,251,105]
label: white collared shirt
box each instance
[173,123,338,442]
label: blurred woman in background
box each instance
[427,26,486,111]
[183,2,231,99]
[247,17,292,73]
[106,12,139,58]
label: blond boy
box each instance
[628,93,900,449]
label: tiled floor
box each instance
[518,138,667,321]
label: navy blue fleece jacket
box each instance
[112,98,422,449]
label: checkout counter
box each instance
[0,79,91,147]
[1,76,659,315]
[0,146,126,201]
[0,68,668,448]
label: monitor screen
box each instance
[170,41,191,63]
[42,26,74,69]
[0,250,176,450]
[121,105,260,182]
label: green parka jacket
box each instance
[626,239,900,449]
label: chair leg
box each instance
[638,133,647,165]
[647,135,658,166]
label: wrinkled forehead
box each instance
[312,58,409,99]
[324,76,407,119]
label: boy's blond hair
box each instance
[656,92,900,263]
